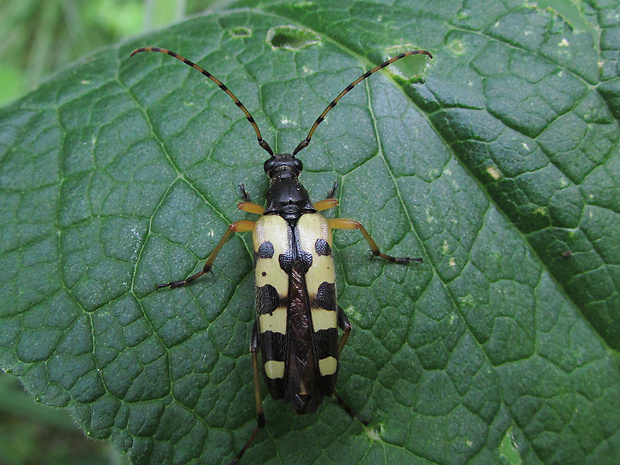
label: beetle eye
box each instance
[264,157,276,174]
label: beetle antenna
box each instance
[292,49,432,156]
[130,47,274,156]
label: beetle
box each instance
[130,45,432,464]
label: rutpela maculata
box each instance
[130,45,432,464]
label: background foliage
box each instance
[0,0,220,106]
[1,0,619,464]
[0,1,212,463]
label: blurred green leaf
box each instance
[0,64,25,105]
[0,1,618,465]
[0,372,126,465]
[84,0,145,37]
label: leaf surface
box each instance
[1,1,619,464]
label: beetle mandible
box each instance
[130,45,432,464]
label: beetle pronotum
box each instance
[130,45,432,464]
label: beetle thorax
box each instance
[263,154,315,221]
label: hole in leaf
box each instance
[267,26,320,50]
[229,27,252,38]
[499,427,523,464]
[382,46,433,84]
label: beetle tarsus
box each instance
[155,280,184,290]
[239,184,251,202]
[333,391,368,426]
[327,181,338,199]
[156,268,210,289]
[156,279,189,289]
[228,424,262,465]
[371,252,423,264]
[396,257,423,264]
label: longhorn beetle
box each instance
[130,46,432,464]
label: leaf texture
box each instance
[0,1,618,464]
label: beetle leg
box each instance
[251,323,266,429]
[329,218,423,264]
[313,182,339,211]
[229,322,265,465]
[333,391,369,426]
[156,220,256,289]
[238,201,265,215]
[239,184,251,202]
[313,198,339,211]
[326,181,338,199]
[333,307,368,424]
[337,305,352,356]
[237,184,265,215]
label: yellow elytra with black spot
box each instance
[131,45,431,465]
[254,213,338,413]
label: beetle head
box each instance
[264,154,303,179]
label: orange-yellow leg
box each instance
[313,198,339,211]
[329,218,422,264]
[157,220,256,289]
[237,201,265,215]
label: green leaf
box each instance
[1,1,619,464]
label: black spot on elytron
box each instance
[315,238,332,256]
[262,271,266,277]
[256,284,279,315]
[261,331,287,361]
[279,252,293,274]
[257,241,275,259]
[318,372,337,396]
[279,249,312,274]
[265,376,285,400]
[313,328,338,359]
[316,281,336,311]
[300,250,313,273]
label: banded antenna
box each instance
[130,47,274,156]
[292,49,433,155]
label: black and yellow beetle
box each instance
[130,46,432,464]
